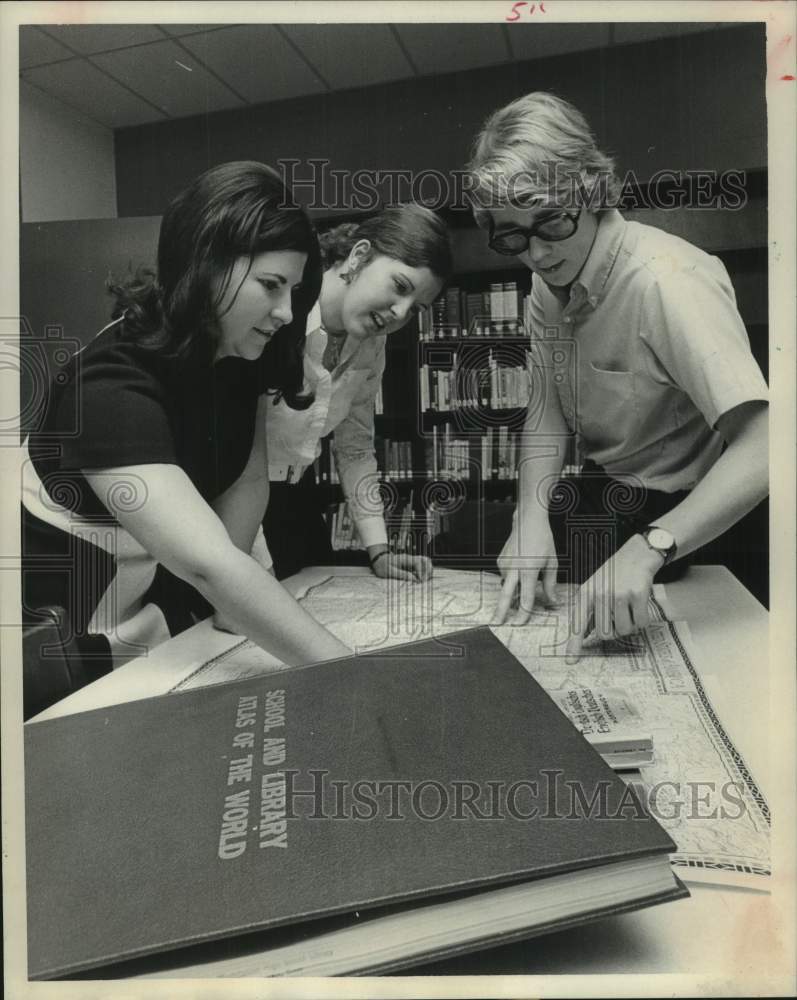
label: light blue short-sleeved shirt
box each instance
[529,210,768,493]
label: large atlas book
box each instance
[25,627,688,980]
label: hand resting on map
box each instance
[493,514,662,663]
[494,513,560,626]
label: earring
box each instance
[340,262,361,284]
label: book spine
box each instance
[445,286,459,336]
[489,283,502,336]
[502,281,513,336]
[498,425,508,480]
[451,352,458,412]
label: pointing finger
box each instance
[494,569,519,625]
[566,586,593,664]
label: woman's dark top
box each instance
[22,319,264,646]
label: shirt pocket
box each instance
[578,362,638,448]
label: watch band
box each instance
[641,526,677,566]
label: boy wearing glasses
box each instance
[467,92,768,659]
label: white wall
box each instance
[20,82,117,223]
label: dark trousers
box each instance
[21,506,114,681]
[264,468,335,581]
[548,461,693,585]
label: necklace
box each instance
[322,327,346,373]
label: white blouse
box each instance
[266,305,388,548]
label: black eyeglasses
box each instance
[487,209,581,256]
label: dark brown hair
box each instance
[318,204,453,280]
[109,161,321,406]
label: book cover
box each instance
[551,687,655,768]
[26,627,686,980]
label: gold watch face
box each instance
[646,527,675,551]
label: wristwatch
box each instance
[640,526,678,566]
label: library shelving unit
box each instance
[318,258,538,567]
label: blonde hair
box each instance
[466,92,620,223]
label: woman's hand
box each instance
[494,514,559,625]
[565,534,663,663]
[369,550,433,583]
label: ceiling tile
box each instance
[281,24,413,90]
[180,25,325,103]
[90,39,246,118]
[396,24,509,75]
[22,59,167,127]
[158,24,228,37]
[19,25,74,68]
[613,22,720,45]
[507,23,611,60]
[40,24,167,54]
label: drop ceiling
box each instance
[20,21,725,130]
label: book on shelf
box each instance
[425,425,473,481]
[25,627,687,980]
[376,436,413,481]
[326,501,362,551]
[424,425,521,484]
[384,491,446,550]
[327,501,347,550]
[551,687,655,770]
[419,349,532,414]
[384,489,417,552]
[313,436,339,485]
[328,498,432,554]
[420,282,530,341]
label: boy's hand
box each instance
[494,514,559,625]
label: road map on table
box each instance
[174,568,770,889]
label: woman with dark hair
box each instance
[263,204,452,581]
[22,161,349,684]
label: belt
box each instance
[269,463,308,484]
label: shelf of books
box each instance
[419,274,529,341]
[318,267,544,562]
[419,341,531,425]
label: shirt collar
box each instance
[569,209,627,310]
[305,308,327,364]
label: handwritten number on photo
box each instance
[506,1,547,22]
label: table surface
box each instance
[29,565,778,985]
